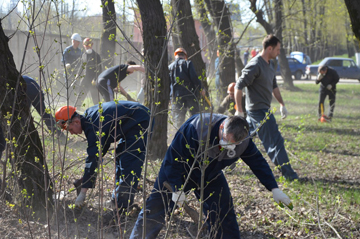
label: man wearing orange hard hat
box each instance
[169,47,206,127]
[55,101,151,210]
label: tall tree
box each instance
[171,0,208,90]
[100,0,116,67]
[344,0,360,42]
[136,0,169,160]
[0,20,53,220]
[194,0,218,78]
[204,0,236,98]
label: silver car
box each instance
[305,57,360,82]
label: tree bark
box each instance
[0,20,52,220]
[344,0,360,43]
[136,0,169,160]
[274,0,294,88]
[171,0,208,91]
[204,0,235,98]
[100,0,116,67]
[194,0,217,78]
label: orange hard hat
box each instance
[227,82,236,94]
[83,38,93,46]
[174,48,187,58]
[55,106,77,129]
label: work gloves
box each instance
[280,105,288,119]
[326,84,332,90]
[172,191,186,207]
[272,188,293,210]
[65,63,71,70]
[235,111,245,118]
[75,191,87,207]
[316,73,325,83]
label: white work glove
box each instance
[326,84,332,90]
[280,105,288,119]
[75,191,86,207]
[235,111,245,118]
[65,63,71,70]
[172,191,186,207]
[317,73,325,81]
[272,188,293,210]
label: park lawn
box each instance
[1,83,359,238]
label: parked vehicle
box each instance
[305,57,360,82]
[290,51,312,65]
[276,57,307,80]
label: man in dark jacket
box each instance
[62,33,82,80]
[75,38,102,107]
[130,114,292,239]
[169,48,205,128]
[23,76,64,137]
[96,62,144,102]
[316,65,340,121]
[0,76,65,159]
[55,101,150,209]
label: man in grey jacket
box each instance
[234,34,298,181]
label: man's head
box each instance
[219,116,249,145]
[318,65,328,75]
[262,34,281,59]
[55,106,82,135]
[174,47,188,60]
[71,33,82,49]
[83,38,93,54]
[227,82,236,99]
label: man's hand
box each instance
[75,191,87,207]
[235,111,245,118]
[200,89,206,97]
[172,191,186,207]
[326,84,332,90]
[272,188,293,210]
[280,105,288,119]
[65,63,71,70]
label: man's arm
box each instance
[234,88,244,115]
[127,65,145,73]
[240,139,278,190]
[272,87,285,106]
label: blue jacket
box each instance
[168,58,202,97]
[162,113,278,192]
[81,101,150,188]
[61,45,82,66]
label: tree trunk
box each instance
[0,20,52,220]
[171,0,208,91]
[301,0,309,55]
[204,0,235,98]
[234,48,244,77]
[344,0,360,42]
[274,0,294,88]
[136,0,169,161]
[194,0,217,78]
[100,0,116,67]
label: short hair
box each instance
[127,60,136,65]
[224,116,249,142]
[262,34,281,50]
[318,65,327,72]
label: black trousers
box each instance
[318,88,336,118]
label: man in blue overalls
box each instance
[130,113,292,239]
[55,101,151,209]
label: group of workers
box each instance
[51,34,298,239]
[6,33,338,238]
[61,33,145,107]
